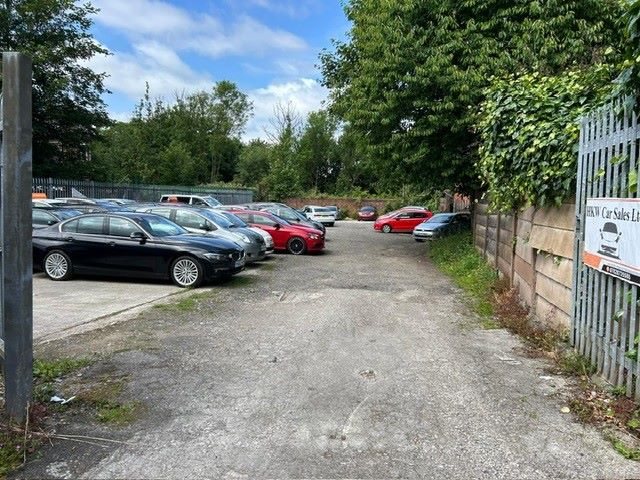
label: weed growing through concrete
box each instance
[154,291,216,312]
[33,358,91,383]
[97,402,142,425]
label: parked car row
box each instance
[31,194,329,288]
[368,205,471,240]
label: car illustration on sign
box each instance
[598,221,622,258]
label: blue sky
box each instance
[87,0,349,140]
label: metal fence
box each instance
[573,100,640,399]
[32,177,254,205]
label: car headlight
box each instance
[308,233,320,240]
[239,234,251,244]
[204,252,227,261]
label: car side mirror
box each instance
[274,224,281,230]
[47,220,56,225]
[199,223,211,231]
[130,231,147,243]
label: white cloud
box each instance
[185,16,307,58]
[92,0,193,35]
[86,44,213,101]
[92,0,308,58]
[244,78,328,141]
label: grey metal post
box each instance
[1,52,33,423]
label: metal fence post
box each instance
[2,52,33,423]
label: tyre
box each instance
[43,250,73,281]
[415,238,425,243]
[171,256,204,288]
[328,223,335,227]
[382,224,392,233]
[287,237,307,255]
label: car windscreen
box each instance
[198,209,233,228]
[427,214,455,224]
[314,207,332,213]
[220,212,248,228]
[268,213,291,225]
[360,206,375,212]
[134,216,187,237]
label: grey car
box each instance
[413,213,471,241]
[140,206,267,263]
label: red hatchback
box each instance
[228,209,324,255]
[374,208,433,233]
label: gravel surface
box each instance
[18,221,640,479]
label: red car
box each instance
[227,209,324,255]
[374,208,433,233]
[358,205,377,221]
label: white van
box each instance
[159,194,222,207]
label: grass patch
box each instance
[97,402,142,425]
[557,351,596,377]
[428,232,499,317]
[33,358,91,383]
[259,262,276,271]
[75,375,142,426]
[481,319,501,330]
[611,438,640,460]
[0,429,40,477]
[33,358,92,403]
[153,291,214,312]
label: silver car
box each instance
[140,206,267,263]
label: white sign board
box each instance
[583,198,640,287]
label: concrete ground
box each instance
[33,274,181,342]
[18,221,640,479]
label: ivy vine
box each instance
[476,66,615,211]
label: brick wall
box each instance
[474,200,575,329]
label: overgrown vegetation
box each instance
[428,233,498,317]
[477,67,615,210]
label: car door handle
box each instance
[63,237,74,242]
[108,241,116,247]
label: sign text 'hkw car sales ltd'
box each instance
[584,198,640,287]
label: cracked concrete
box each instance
[17,221,640,479]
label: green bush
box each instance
[428,233,498,317]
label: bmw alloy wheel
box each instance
[44,251,71,280]
[172,257,202,288]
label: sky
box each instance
[86,0,349,141]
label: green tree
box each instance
[91,82,252,185]
[235,140,271,186]
[263,103,302,200]
[333,124,375,194]
[321,0,625,195]
[297,110,339,192]
[0,0,109,177]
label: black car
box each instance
[32,207,82,230]
[33,212,245,288]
